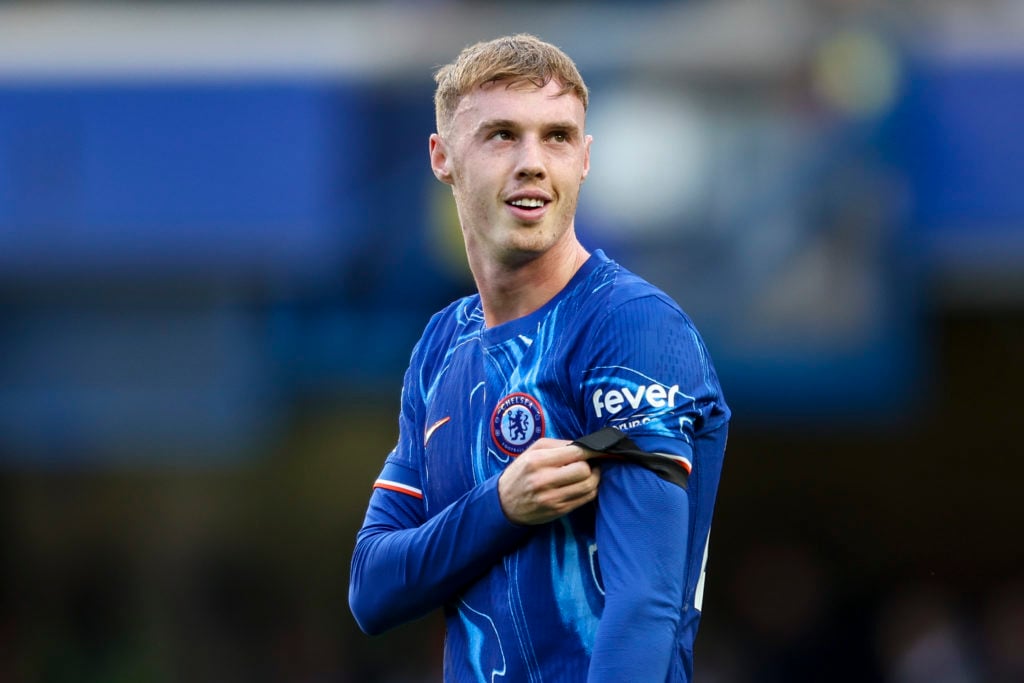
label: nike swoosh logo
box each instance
[424,416,452,447]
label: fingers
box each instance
[519,438,604,469]
[535,466,602,518]
[553,466,601,507]
[498,443,602,526]
[520,438,584,462]
[513,447,594,491]
[526,437,605,462]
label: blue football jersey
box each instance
[350,250,730,682]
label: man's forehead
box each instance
[451,78,585,127]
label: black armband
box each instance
[572,426,689,489]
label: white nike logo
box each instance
[424,416,452,447]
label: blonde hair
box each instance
[433,34,589,136]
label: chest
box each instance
[419,334,582,515]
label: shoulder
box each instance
[586,256,698,337]
[579,256,727,410]
[416,294,482,351]
[406,294,482,382]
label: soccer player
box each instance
[349,34,730,682]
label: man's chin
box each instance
[496,245,545,269]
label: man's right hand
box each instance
[497,438,601,525]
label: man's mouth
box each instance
[508,198,547,209]
[505,195,551,222]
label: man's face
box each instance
[430,78,592,268]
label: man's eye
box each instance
[492,130,513,140]
[551,132,567,143]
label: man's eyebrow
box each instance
[545,121,582,134]
[476,118,518,133]
[475,119,581,134]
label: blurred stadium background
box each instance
[1,1,1022,681]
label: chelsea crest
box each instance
[491,392,545,456]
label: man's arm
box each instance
[349,470,529,635]
[578,293,726,680]
[587,462,690,681]
[349,439,601,635]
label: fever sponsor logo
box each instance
[491,392,545,456]
[590,383,682,419]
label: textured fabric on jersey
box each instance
[349,250,730,682]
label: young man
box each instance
[349,34,730,682]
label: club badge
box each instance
[491,392,545,456]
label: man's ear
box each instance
[581,133,593,182]
[429,134,453,185]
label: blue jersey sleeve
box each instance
[581,293,725,681]
[590,465,690,681]
[349,349,532,636]
[582,293,728,463]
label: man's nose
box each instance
[515,137,546,180]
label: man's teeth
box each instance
[510,198,545,208]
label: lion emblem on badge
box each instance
[491,392,545,456]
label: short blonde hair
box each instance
[433,34,589,136]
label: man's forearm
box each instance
[349,475,530,635]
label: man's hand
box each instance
[498,438,601,525]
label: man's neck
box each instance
[472,239,591,328]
